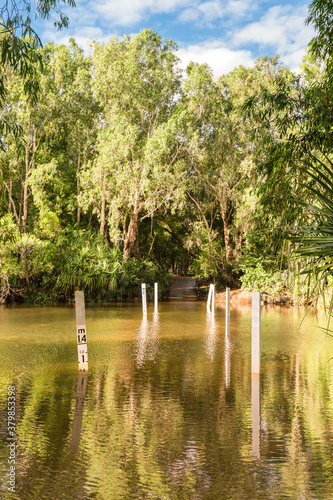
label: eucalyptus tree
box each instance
[0,0,76,143]
[177,62,260,276]
[37,40,99,225]
[81,29,187,260]
[0,38,97,297]
[242,6,333,272]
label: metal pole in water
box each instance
[251,292,261,374]
[75,291,88,371]
[142,283,147,316]
[154,282,158,313]
[207,284,213,312]
[226,287,230,336]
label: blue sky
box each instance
[39,0,314,78]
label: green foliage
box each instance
[4,21,333,305]
[288,154,333,313]
[239,261,289,296]
[306,0,333,65]
[0,213,59,302]
[0,0,76,144]
[82,29,185,260]
[118,259,172,300]
[55,232,121,299]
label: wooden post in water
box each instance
[154,282,158,313]
[142,283,147,316]
[251,292,261,374]
[75,291,88,371]
[226,287,230,336]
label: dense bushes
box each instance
[0,223,171,303]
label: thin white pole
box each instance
[142,283,147,316]
[226,287,230,336]
[75,291,88,371]
[251,373,260,458]
[211,284,215,316]
[207,284,213,312]
[154,282,158,313]
[225,286,231,388]
[225,335,231,388]
[251,292,261,374]
[251,293,261,456]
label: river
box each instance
[0,302,332,499]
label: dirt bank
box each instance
[216,288,294,306]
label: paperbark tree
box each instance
[0,0,75,144]
[80,29,186,261]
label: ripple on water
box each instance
[1,305,333,499]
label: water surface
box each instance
[0,302,332,499]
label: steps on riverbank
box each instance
[168,276,197,301]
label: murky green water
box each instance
[0,302,332,499]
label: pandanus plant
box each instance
[289,154,333,323]
[55,232,121,299]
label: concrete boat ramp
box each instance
[168,276,197,301]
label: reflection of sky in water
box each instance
[0,305,333,499]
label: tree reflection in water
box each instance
[0,305,332,499]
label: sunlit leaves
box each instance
[306,0,333,65]
[81,30,185,260]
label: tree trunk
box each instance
[3,179,20,224]
[8,179,12,213]
[76,145,82,225]
[123,212,138,261]
[100,173,106,235]
[22,145,29,233]
[77,175,81,225]
[221,204,232,264]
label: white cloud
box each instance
[197,2,224,22]
[280,48,309,72]
[177,0,256,26]
[177,0,225,27]
[178,8,200,23]
[91,0,192,26]
[178,40,254,78]
[42,25,112,54]
[225,0,256,17]
[232,4,314,70]
[38,1,314,75]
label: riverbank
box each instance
[215,288,296,306]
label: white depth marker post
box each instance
[154,282,158,313]
[226,287,230,336]
[75,291,88,371]
[251,292,261,374]
[142,283,147,316]
[207,284,213,312]
[211,284,215,316]
[251,373,260,458]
